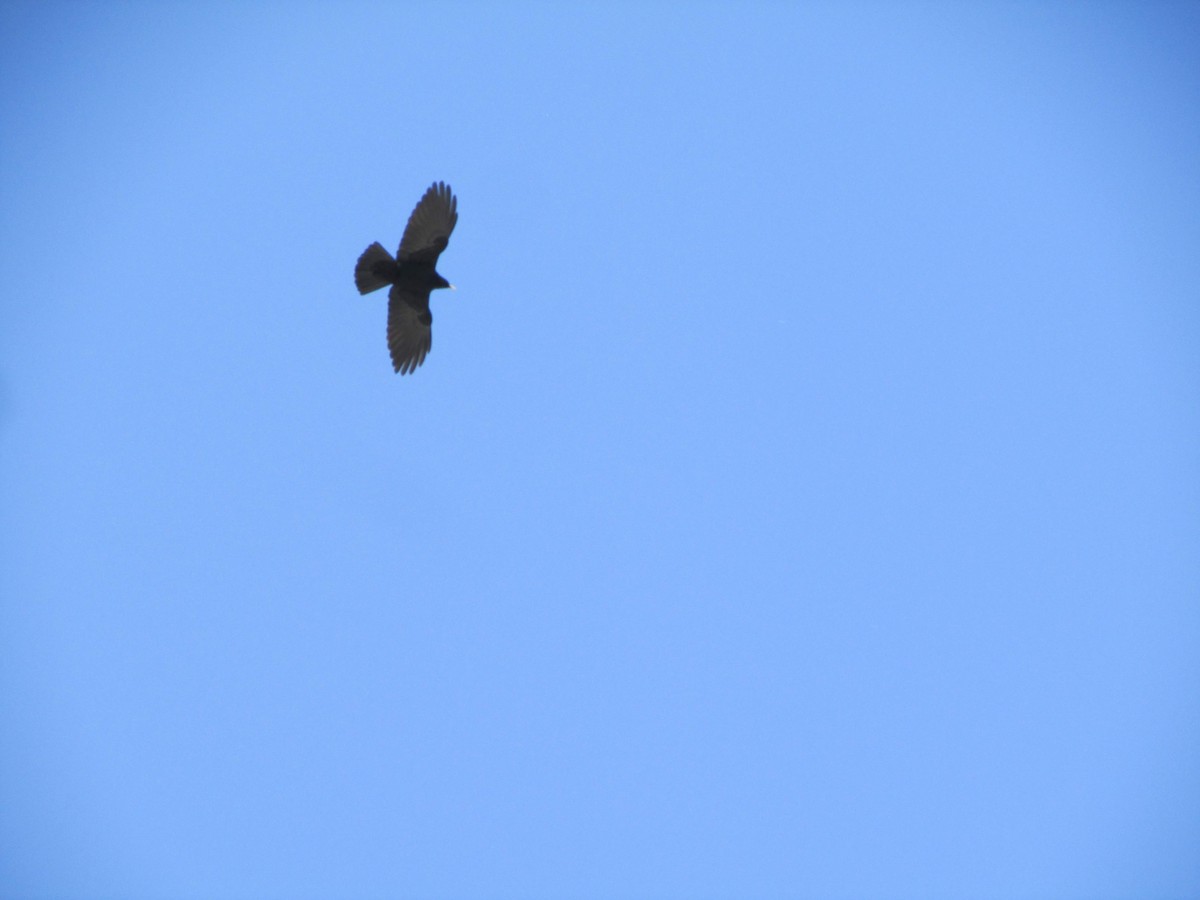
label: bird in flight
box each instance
[354,181,458,374]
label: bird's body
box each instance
[354,181,458,374]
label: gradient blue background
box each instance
[2,2,1198,897]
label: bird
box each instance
[354,181,458,374]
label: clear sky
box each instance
[1,2,1198,897]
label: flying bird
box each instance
[354,181,458,374]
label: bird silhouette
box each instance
[354,181,458,374]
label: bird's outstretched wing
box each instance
[387,286,433,375]
[397,181,458,264]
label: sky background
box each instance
[1,2,1198,897]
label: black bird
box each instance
[355,181,458,374]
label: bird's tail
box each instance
[355,242,398,294]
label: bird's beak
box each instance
[449,284,457,290]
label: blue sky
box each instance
[1,2,1198,897]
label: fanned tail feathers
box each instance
[355,242,398,294]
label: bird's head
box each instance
[432,272,454,291]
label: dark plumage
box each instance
[354,181,458,374]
